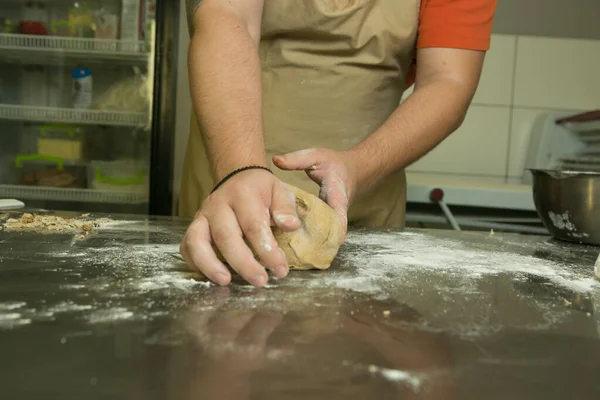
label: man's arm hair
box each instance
[186,0,267,180]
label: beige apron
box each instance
[180,0,419,228]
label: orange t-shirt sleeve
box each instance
[417,0,497,50]
[404,0,497,89]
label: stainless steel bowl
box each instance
[530,169,600,245]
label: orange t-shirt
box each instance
[405,0,498,87]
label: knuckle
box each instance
[211,229,229,245]
[245,220,266,237]
[233,185,253,198]
[186,217,206,237]
[201,194,217,209]
[184,234,196,249]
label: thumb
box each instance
[330,203,348,239]
[270,182,301,232]
[320,185,348,238]
[273,149,321,171]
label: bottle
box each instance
[71,66,93,109]
[121,0,142,52]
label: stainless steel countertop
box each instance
[1,214,600,399]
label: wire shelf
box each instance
[0,33,147,59]
[0,104,147,127]
[0,184,148,204]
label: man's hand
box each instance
[180,170,301,287]
[273,148,357,236]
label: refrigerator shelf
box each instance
[0,185,148,205]
[0,104,147,127]
[0,34,148,63]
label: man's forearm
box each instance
[348,79,475,192]
[188,3,266,182]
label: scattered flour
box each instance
[87,307,134,324]
[47,301,94,313]
[137,273,211,291]
[0,313,22,321]
[7,229,598,337]
[0,312,32,329]
[0,303,32,329]
[368,365,422,390]
[340,361,422,391]
[0,301,26,311]
[47,243,208,294]
[324,231,598,295]
[548,211,576,232]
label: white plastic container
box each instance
[120,0,141,52]
[71,66,93,109]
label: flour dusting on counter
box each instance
[87,307,134,324]
[329,231,598,294]
[0,301,26,311]
[5,227,598,337]
[368,364,422,389]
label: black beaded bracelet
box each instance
[211,166,272,194]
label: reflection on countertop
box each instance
[1,215,600,399]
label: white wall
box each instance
[406,34,600,185]
[493,0,600,40]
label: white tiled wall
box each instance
[513,37,600,110]
[410,105,511,177]
[472,35,517,106]
[407,34,600,185]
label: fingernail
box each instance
[275,213,298,225]
[213,272,230,286]
[274,264,288,279]
[251,274,268,287]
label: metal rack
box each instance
[0,184,148,205]
[0,104,147,127]
[0,33,148,62]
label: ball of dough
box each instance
[274,184,343,270]
[212,184,343,271]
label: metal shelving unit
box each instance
[0,33,148,64]
[0,184,148,204]
[0,0,179,215]
[0,104,147,127]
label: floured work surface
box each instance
[1,216,600,399]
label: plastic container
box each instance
[36,124,84,161]
[88,160,148,194]
[120,0,142,52]
[15,154,87,188]
[71,66,93,109]
[68,2,95,38]
[20,1,48,35]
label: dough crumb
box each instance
[3,213,111,234]
[383,310,391,317]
